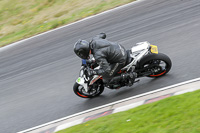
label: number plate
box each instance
[150,45,158,54]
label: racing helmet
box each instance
[74,39,90,59]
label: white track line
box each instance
[174,88,200,96]
[18,77,200,133]
[0,0,146,52]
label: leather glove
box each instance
[86,59,95,64]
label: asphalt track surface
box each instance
[0,0,200,132]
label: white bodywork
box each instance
[76,75,88,92]
[122,41,151,71]
[131,41,150,53]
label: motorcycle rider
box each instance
[74,33,135,88]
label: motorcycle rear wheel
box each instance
[138,53,172,77]
[73,82,104,98]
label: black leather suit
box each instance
[90,35,127,82]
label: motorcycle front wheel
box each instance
[73,82,104,98]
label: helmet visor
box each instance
[77,50,88,59]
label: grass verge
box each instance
[0,0,136,47]
[57,89,200,133]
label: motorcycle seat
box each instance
[126,50,133,65]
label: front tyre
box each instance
[73,81,104,98]
[138,53,172,77]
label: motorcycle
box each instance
[73,41,172,98]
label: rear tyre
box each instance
[73,81,104,98]
[138,53,172,77]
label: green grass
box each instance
[0,0,136,47]
[57,89,200,133]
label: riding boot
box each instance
[109,72,136,87]
[127,72,136,86]
[109,76,121,84]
